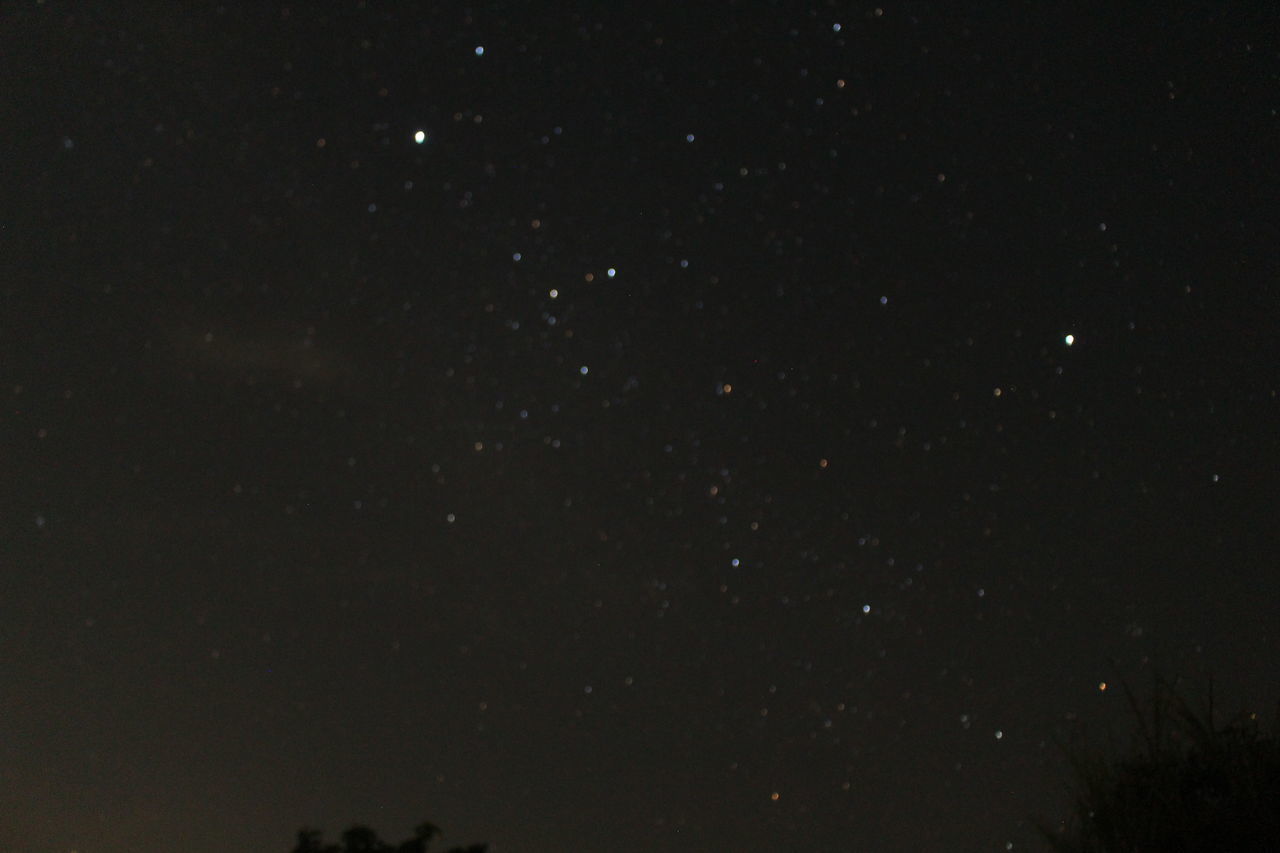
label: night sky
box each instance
[3,3,1278,852]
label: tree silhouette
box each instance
[290,822,484,853]
[291,829,328,853]
[396,822,443,853]
[1040,677,1280,852]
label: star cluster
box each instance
[3,4,1277,852]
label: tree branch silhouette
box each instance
[289,821,485,853]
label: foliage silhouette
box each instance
[1040,676,1280,852]
[290,821,484,853]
